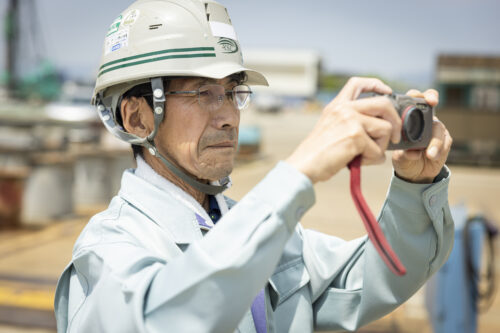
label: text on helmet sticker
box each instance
[105,28,129,55]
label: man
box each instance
[54,0,454,332]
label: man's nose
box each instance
[212,98,240,129]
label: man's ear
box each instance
[120,97,154,138]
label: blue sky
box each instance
[1,0,499,87]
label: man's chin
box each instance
[198,160,234,182]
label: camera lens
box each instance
[403,107,424,142]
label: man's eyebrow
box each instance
[181,78,212,90]
[183,77,237,90]
[198,78,213,85]
[194,78,216,87]
[197,77,237,86]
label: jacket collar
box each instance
[135,156,214,224]
[118,165,209,244]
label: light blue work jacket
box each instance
[54,160,453,332]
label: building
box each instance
[242,49,321,111]
[435,54,500,166]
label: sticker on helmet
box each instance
[105,28,129,55]
[107,15,123,36]
[122,9,140,27]
[218,38,239,54]
[209,21,238,41]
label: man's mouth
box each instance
[206,141,236,148]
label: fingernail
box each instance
[428,146,438,158]
[426,93,438,105]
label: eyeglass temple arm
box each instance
[164,90,198,95]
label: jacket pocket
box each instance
[313,287,362,331]
[268,257,310,308]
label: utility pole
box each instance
[5,0,19,97]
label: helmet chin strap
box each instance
[144,77,230,196]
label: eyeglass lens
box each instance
[198,84,251,111]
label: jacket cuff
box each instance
[250,161,315,232]
[387,166,451,219]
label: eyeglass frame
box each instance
[120,73,249,111]
[137,83,252,111]
[162,83,253,111]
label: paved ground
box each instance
[0,108,499,332]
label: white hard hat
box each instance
[93,0,267,195]
[93,0,267,105]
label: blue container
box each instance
[425,205,493,333]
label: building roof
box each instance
[438,55,500,69]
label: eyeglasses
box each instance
[164,84,252,111]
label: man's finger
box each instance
[406,89,422,97]
[444,129,453,152]
[359,129,386,165]
[423,89,439,107]
[426,120,446,160]
[350,96,402,143]
[335,77,392,103]
[395,149,424,162]
[359,114,392,152]
[406,89,439,107]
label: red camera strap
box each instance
[347,155,407,276]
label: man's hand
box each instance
[286,77,402,184]
[392,89,453,183]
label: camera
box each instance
[385,94,433,150]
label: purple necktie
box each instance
[251,289,267,333]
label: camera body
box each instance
[386,94,434,150]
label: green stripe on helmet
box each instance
[98,53,217,77]
[99,47,215,70]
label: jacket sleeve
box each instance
[57,161,315,333]
[306,167,454,331]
